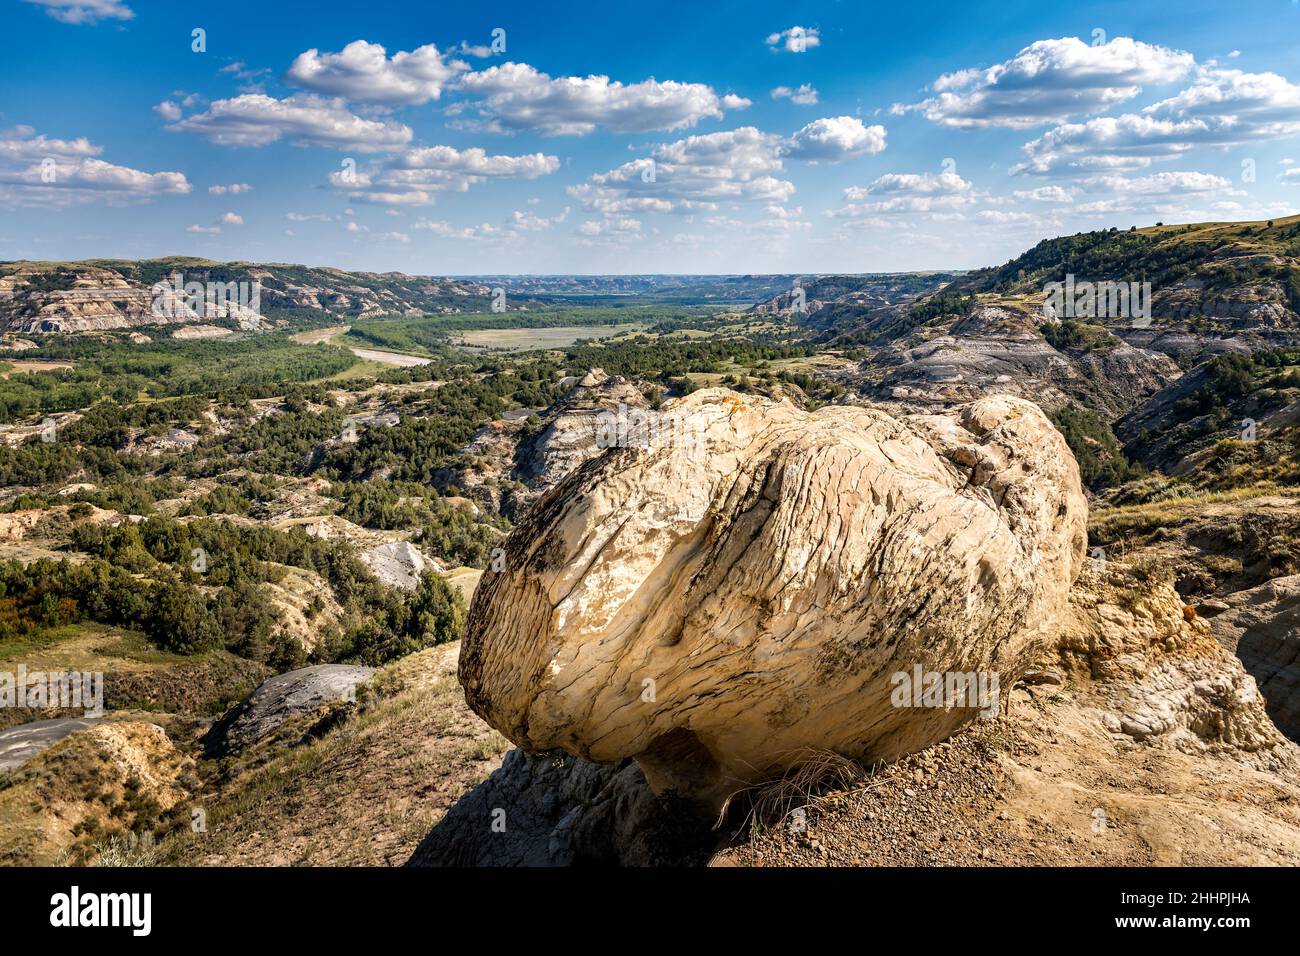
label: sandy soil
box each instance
[290,325,350,345]
[345,346,431,367]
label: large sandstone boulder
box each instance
[460,388,1087,807]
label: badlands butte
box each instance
[4,216,1300,866]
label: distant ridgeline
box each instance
[959,216,1300,325]
[0,258,502,333]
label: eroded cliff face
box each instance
[0,266,188,333]
[519,371,650,493]
[460,388,1088,807]
[853,305,1180,419]
[0,261,496,332]
[1207,574,1300,742]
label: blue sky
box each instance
[3,0,1299,274]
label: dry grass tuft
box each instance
[718,749,875,836]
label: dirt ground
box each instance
[715,680,1300,867]
[162,640,1300,868]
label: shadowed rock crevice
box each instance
[407,748,715,867]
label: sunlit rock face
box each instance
[460,388,1087,807]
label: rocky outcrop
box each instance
[205,664,376,755]
[1,269,164,333]
[1153,277,1295,327]
[453,418,530,517]
[460,388,1087,808]
[520,372,650,492]
[446,373,657,520]
[1116,357,1300,473]
[1069,337,1182,413]
[0,265,258,333]
[747,273,955,325]
[1119,328,1260,365]
[1058,562,1291,766]
[1208,574,1300,741]
[362,540,435,590]
[862,306,1178,418]
[0,260,502,333]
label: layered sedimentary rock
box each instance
[0,261,497,333]
[0,266,184,333]
[460,388,1087,806]
[1059,563,1290,764]
[521,371,650,492]
[1207,574,1300,742]
[865,306,1179,418]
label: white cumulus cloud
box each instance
[286,40,468,105]
[570,127,795,216]
[168,93,413,151]
[767,27,820,54]
[0,125,189,207]
[771,84,819,105]
[453,63,749,135]
[896,36,1194,129]
[785,116,887,162]
[331,144,560,206]
[834,171,975,215]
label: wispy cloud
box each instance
[21,0,132,25]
